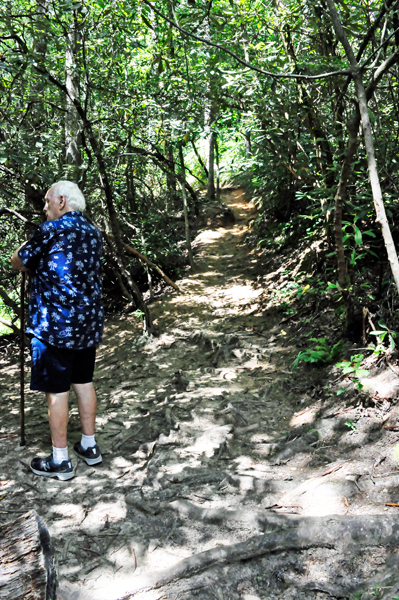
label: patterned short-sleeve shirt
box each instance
[18,211,104,349]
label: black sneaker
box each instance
[74,442,102,466]
[30,454,75,481]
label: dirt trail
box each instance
[2,189,399,599]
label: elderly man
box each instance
[11,181,104,480]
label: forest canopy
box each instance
[1,0,399,337]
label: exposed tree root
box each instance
[119,509,399,598]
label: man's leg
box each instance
[72,382,97,435]
[30,390,74,480]
[47,391,70,448]
[72,382,102,465]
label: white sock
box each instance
[53,446,69,465]
[81,434,96,450]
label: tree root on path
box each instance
[118,507,399,598]
[118,530,334,599]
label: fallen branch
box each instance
[0,207,36,226]
[0,316,20,336]
[85,212,181,293]
[320,464,343,477]
[122,242,181,292]
[0,316,29,345]
[0,286,21,319]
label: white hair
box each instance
[51,180,86,211]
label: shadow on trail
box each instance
[1,188,398,599]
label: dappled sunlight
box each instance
[194,229,226,244]
[290,405,318,428]
[0,188,395,600]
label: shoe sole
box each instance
[74,450,102,466]
[30,466,75,481]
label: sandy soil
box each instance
[2,189,399,600]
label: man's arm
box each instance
[11,243,29,272]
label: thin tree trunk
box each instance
[126,135,137,213]
[191,138,209,178]
[332,51,399,328]
[12,46,153,330]
[178,144,195,271]
[207,131,216,200]
[165,141,177,208]
[326,0,399,295]
[77,116,153,332]
[215,135,220,200]
[141,232,154,300]
[333,113,358,328]
[127,145,200,216]
[203,17,216,201]
[126,163,136,213]
[276,8,334,188]
[245,129,251,158]
[24,0,49,214]
[65,11,82,180]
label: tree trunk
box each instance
[125,162,136,214]
[333,52,398,329]
[276,10,334,188]
[178,144,195,270]
[65,11,82,180]
[128,145,200,216]
[165,141,177,208]
[24,0,49,214]
[126,136,137,213]
[326,0,399,295]
[215,135,220,200]
[333,112,358,329]
[0,510,57,600]
[207,131,216,200]
[191,137,208,178]
[141,231,154,300]
[73,111,154,333]
[244,129,251,158]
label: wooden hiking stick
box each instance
[20,271,26,446]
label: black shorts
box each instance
[30,337,96,394]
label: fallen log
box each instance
[0,510,57,600]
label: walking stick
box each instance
[20,271,26,446]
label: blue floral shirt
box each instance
[18,211,104,349]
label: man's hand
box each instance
[11,243,29,272]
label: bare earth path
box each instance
[2,189,399,599]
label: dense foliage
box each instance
[1,0,399,336]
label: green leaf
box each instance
[355,368,369,377]
[369,330,386,336]
[342,366,356,374]
[353,226,362,246]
